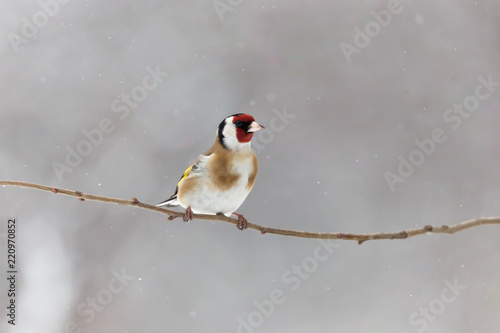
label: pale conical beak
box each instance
[247,121,265,133]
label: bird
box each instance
[157,113,264,230]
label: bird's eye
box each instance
[235,120,242,127]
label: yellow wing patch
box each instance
[177,165,193,186]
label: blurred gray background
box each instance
[1,0,500,332]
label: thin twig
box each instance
[1,180,499,244]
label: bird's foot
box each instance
[183,206,194,222]
[232,212,248,230]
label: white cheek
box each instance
[222,124,239,149]
[223,123,236,138]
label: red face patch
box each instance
[235,128,253,143]
[233,114,256,143]
[232,114,255,124]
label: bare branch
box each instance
[2,180,499,244]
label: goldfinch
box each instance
[157,114,264,230]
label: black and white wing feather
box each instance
[156,156,207,207]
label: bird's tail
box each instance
[156,194,180,207]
